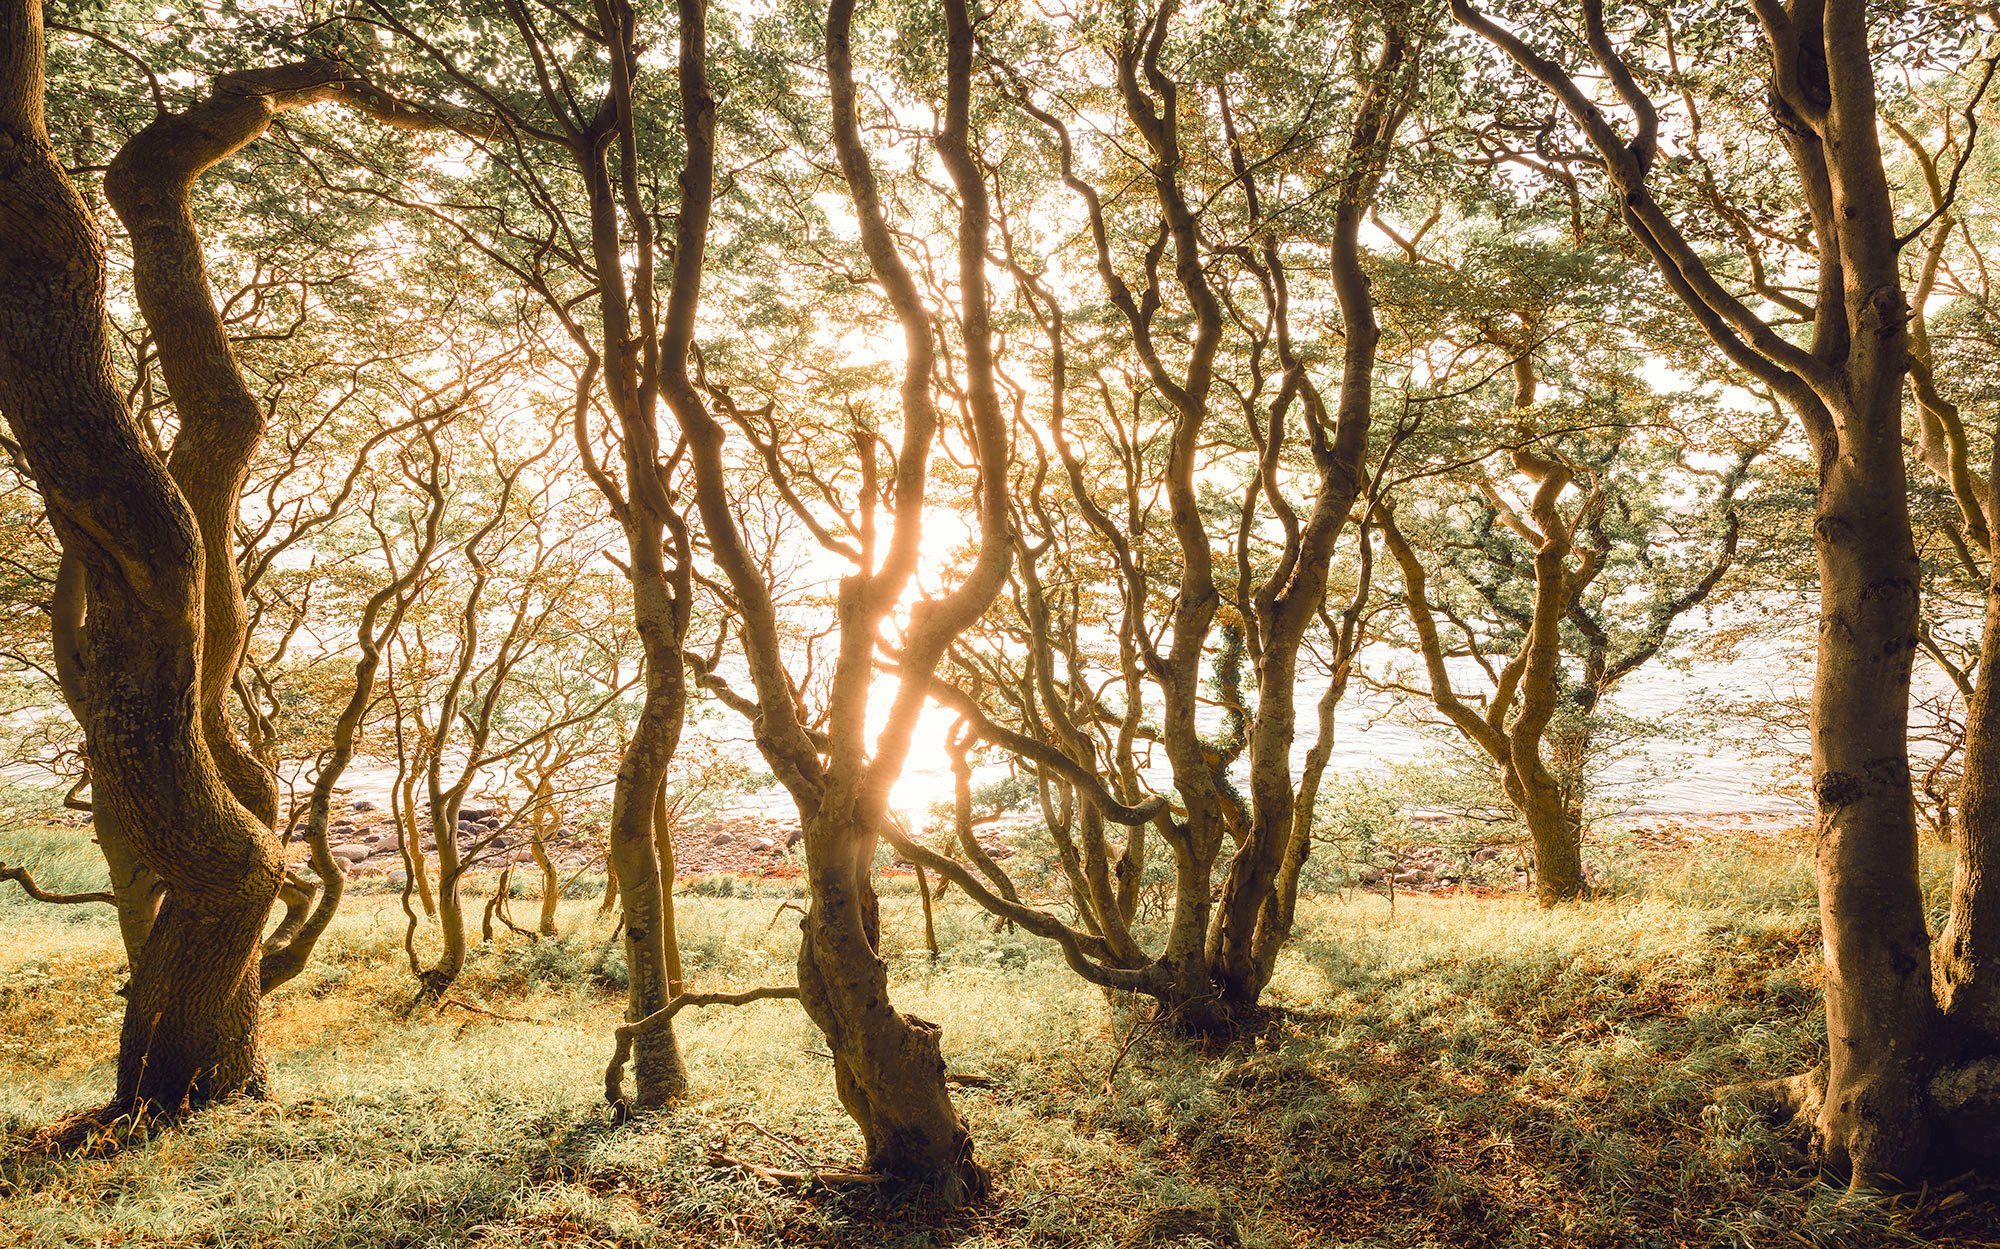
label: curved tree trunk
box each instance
[795,826,981,1195]
[0,11,323,1116]
[533,829,561,939]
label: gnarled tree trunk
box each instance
[0,5,282,1111]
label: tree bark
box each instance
[1449,0,1946,1183]
[1942,430,2000,1055]
[0,2,286,1115]
[795,826,980,1193]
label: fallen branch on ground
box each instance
[705,1119,886,1187]
[705,1148,887,1187]
[436,994,541,1024]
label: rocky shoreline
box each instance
[273,795,1803,897]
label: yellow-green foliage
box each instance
[0,828,1980,1248]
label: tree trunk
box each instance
[1943,426,2000,1056]
[0,6,283,1117]
[916,862,939,960]
[118,882,275,1109]
[603,604,690,1107]
[99,814,164,964]
[395,747,437,917]
[52,554,163,963]
[653,784,685,996]
[1516,780,1585,906]
[1807,427,1939,1183]
[532,833,561,939]
[795,824,985,1198]
[414,792,468,999]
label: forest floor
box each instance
[0,824,1994,1249]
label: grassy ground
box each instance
[0,823,1992,1248]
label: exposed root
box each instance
[401,968,456,1015]
[1716,1065,1826,1135]
[1,1099,176,1171]
[705,1149,887,1188]
[704,1119,887,1189]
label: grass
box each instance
[0,824,1991,1248]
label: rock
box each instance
[331,845,372,864]
[1356,866,1384,885]
[459,805,497,822]
[350,799,377,812]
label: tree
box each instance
[875,0,1424,1030]
[1370,219,1762,902]
[659,0,1009,1195]
[1452,0,1999,1183]
[0,3,475,1125]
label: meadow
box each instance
[2,823,1992,1248]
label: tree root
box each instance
[704,1119,886,1189]
[705,1149,887,1188]
[401,968,456,1015]
[1715,1065,1826,1135]
[2,1099,177,1172]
